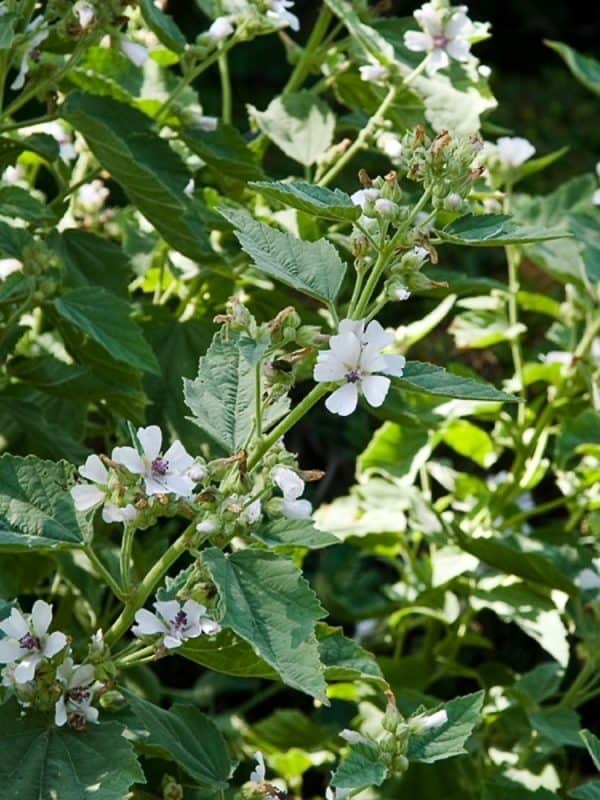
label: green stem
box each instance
[0,112,58,133]
[561,660,598,708]
[104,526,193,648]
[85,546,126,602]
[115,643,156,667]
[255,362,263,439]
[217,47,232,124]
[317,84,397,188]
[503,495,568,529]
[350,250,387,319]
[282,4,333,95]
[120,524,136,592]
[247,384,328,471]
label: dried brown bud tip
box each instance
[358,168,372,188]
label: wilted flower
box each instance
[10,16,49,90]
[314,319,406,416]
[359,63,388,83]
[55,658,99,728]
[273,466,312,519]
[266,0,300,32]
[0,601,67,684]
[404,2,473,75]
[120,38,149,67]
[132,599,221,648]
[208,16,234,42]
[70,454,138,524]
[496,136,535,168]
[112,425,196,498]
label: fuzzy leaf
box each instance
[407,691,485,763]
[332,740,388,792]
[440,214,569,246]
[182,124,264,181]
[250,180,360,222]
[252,518,339,550]
[396,361,518,403]
[140,0,186,53]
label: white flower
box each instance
[339,728,368,744]
[404,2,472,75]
[350,187,380,213]
[74,1,95,29]
[120,38,149,67]
[208,16,234,42]
[76,179,109,214]
[496,136,535,168]
[377,132,403,160]
[394,286,411,301]
[196,519,216,534]
[444,191,463,212]
[266,0,300,32]
[55,658,99,727]
[250,751,266,784]
[273,466,312,519]
[478,63,491,78]
[374,197,398,218]
[2,164,25,184]
[242,498,262,525]
[539,350,573,367]
[314,319,406,416]
[0,601,67,683]
[188,461,207,482]
[70,454,138,524]
[411,708,448,732]
[593,188,600,206]
[112,426,195,498]
[21,121,76,162]
[0,258,23,280]
[132,599,221,648]
[10,16,49,90]
[359,63,388,83]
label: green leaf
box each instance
[332,740,388,792]
[0,701,144,799]
[555,410,600,468]
[323,0,395,64]
[0,12,17,49]
[181,124,265,182]
[358,421,431,482]
[62,91,210,260]
[252,518,340,550]
[250,91,335,166]
[250,181,360,222]
[318,625,387,687]
[407,691,484,763]
[68,46,145,103]
[0,219,33,258]
[396,361,518,403]
[0,185,50,222]
[125,692,232,789]
[418,72,496,136]
[140,0,186,53]
[49,229,131,297]
[442,419,499,468]
[571,781,600,800]
[220,205,346,303]
[0,455,90,552]
[53,287,160,375]
[181,628,278,679]
[581,729,600,771]
[0,133,59,168]
[546,40,600,95]
[440,214,569,246]
[201,547,328,700]
[528,707,583,748]
[483,778,557,800]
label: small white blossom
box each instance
[250,751,266,784]
[120,38,149,67]
[132,599,221,648]
[314,319,406,416]
[76,179,109,214]
[70,454,138,524]
[55,658,99,728]
[208,16,234,42]
[20,121,76,162]
[593,188,600,206]
[496,136,535,168]
[0,601,67,684]
[411,708,448,732]
[374,197,398,218]
[74,1,95,30]
[404,2,473,75]
[339,728,368,744]
[242,498,262,525]
[273,466,312,520]
[112,425,195,498]
[326,787,352,800]
[394,286,412,301]
[444,191,463,212]
[188,461,207,482]
[0,258,23,280]
[539,350,573,367]
[377,132,404,160]
[10,16,49,90]
[359,63,388,83]
[350,187,380,213]
[266,0,300,32]
[196,519,216,534]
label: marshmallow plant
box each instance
[0,0,598,798]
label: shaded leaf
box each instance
[407,691,484,763]
[250,181,360,222]
[397,361,518,403]
[440,214,569,246]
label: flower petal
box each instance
[14,655,40,683]
[111,446,145,475]
[78,454,108,485]
[329,331,361,368]
[54,697,68,727]
[137,425,162,460]
[163,440,194,473]
[133,609,167,636]
[273,466,305,501]
[163,635,183,649]
[282,498,313,520]
[154,600,181,623]
[313,355,347,383]
[427,47,449,74]
[0,608,29,639]
[361,375,391,408]
[71,484,104,511]
[446,36,471,61]
[31,600,53,638]
[44,631,68,658]
[382,354,406,377]
[364,320,394,350]
[325,383,358,416]
[404,30,432,52]
[0,640,24,663]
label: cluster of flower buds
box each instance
[70,425,207,527]
[0,601,104,729]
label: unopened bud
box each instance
[374,198,398,218]
[444,192,463,212]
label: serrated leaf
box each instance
[252,518,339,550]
[395,361,518,403]
[201,547,328,700]
[53,287,160,375]
[332,740,388,792]
[581,729,600,771]
[317,625,387,687]
[440,214,569,246]
[140,0,186,53]
[529,707,583,748]
[182,124,265,181]
[0,185,51,222]
[62,91,210,260]
[0,701,144,800]
[49,229,131,297]
[407,691,484,763]
[0,455,90,551]
[546,40,600,95]
[220,205,346,303]
[125,692,232,788]
[181,628,278,678]
[250,91,335,166]
[250,181,360,222]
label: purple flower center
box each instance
[152,457,169,476]
[345,370,362,384]
[69,687,91,703]
[172,610,188,632]
[433,33,449,49]
[19,633,40,651]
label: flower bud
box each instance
[374,198,399,219]
[208,16,234,42]
[188,462,207,483]
[444,192,464,212]
[392,754,409,774]
[197,519,217,534]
